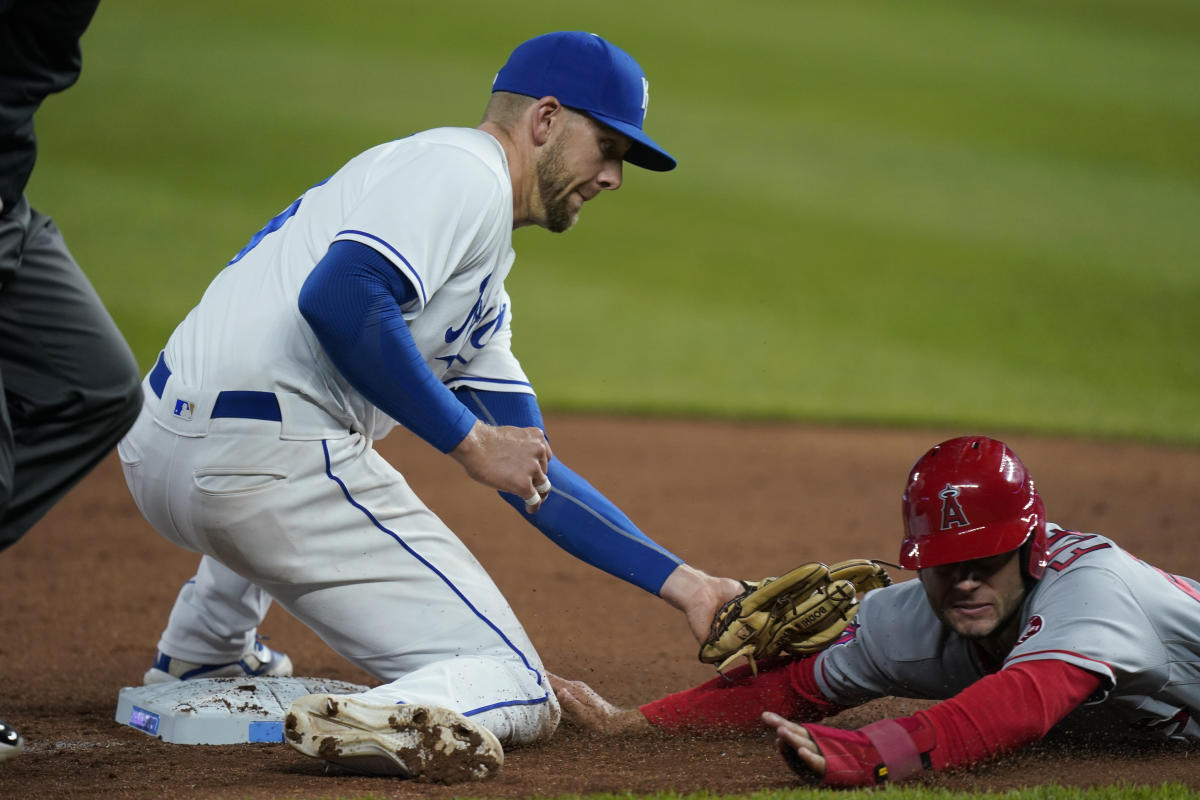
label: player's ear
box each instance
[530,97,561,147]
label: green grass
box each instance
[26,0,1200,447]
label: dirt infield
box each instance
[1,416,1198,798]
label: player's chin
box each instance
[945,608,999,639]
[561,194,586,229]
[542,204,579,234]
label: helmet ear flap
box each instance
[1019,541,1038,589]
[1023,492,1048,580]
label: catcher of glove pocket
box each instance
[699,559,892,675]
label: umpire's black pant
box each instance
[0,195,142,550]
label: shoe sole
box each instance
[284,694,503,783]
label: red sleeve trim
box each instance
[1006,648,1113,672]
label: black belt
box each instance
[149,352,282,422]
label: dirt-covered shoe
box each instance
[284,694,503,783]
[143,638,293,684]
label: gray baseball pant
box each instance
[0,195,142,549]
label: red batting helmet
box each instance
[900,436,1047,579]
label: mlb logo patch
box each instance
[173,398,195,420]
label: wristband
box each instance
[860,718,926,783]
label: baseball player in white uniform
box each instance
[118,31,741,782]
[552,436,1200,786]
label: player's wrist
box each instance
[660,565,743,640]
[660,565,738,607]
[794,718,930,788]
[793,723,881,787]
[448,420,485,462]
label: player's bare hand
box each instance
[549,673,654,736]
[451,421,553,510]
[762,711,826,779]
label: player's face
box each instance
[919,549,1027,643]
[535,111,629,233]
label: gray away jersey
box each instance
[814,524,1200,741]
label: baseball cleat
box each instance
[284,694,503,783]
[0,717,24,763]
[142,637,293,685]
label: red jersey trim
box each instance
[1005,648,1113,672]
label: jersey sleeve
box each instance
[298,240,476,453]
[332,142,508,313]
[1004,563,1165,695]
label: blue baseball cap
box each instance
[492,31,676,172]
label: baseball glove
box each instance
[699,559,892,675]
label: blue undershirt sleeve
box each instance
[298,240,476,453]
[454,387,684,595]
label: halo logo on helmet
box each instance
[938,484,970,530]
[899,436,1048,579]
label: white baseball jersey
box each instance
[815,524,1200,741]
[163,126,530,441]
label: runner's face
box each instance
[919,550,1026,641]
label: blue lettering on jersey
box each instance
[445,275,492,343]
[226,176,332,265]
[470,302,506,349]
[435,354,469,369]
[436,274,507,369]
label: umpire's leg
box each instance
[0,197,142,550]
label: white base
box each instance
[115,676,369,745]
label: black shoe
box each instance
[0,717,24,763]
